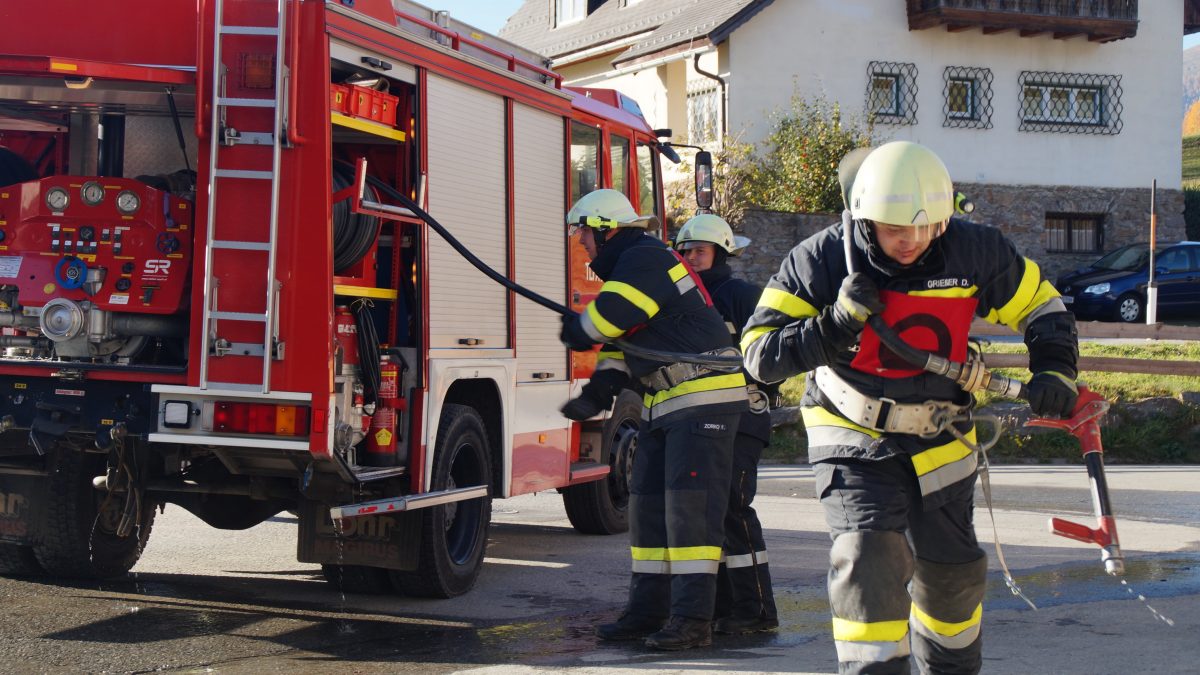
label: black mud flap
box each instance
[296,499,421,571]
[0,472,45,546]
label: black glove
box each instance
[561,395,605,421]
[560,313,596,352]
[813,273,885,358]
[1027,371,1079,418]
[832,273,884,333]
[560,368,627,421]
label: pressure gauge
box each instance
[45,187,70,211]
[81,181,105,206]
[115,190,141,215]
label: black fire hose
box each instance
[350,169,742,372]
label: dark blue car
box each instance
[1055,242,1200,323]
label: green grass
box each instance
[765,341,1200,464]
[1184,135,1200,185]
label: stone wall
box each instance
[726,184,1186,287]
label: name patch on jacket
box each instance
[851,290,978,378]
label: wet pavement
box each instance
[0,465,1197,674]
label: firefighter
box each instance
[558,189,749,651]
[740,141,1078,674]
[673,214,778,634]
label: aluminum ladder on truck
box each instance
[199,0,288,394]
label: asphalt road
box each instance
[1,465,1197,674]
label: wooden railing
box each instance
[972,319,1200,376]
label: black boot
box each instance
[713,613,779,634]
[645,615,713,650]
[596,613,665,641]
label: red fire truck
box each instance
[0,0,672,597]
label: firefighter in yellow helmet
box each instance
[674,214,778,635]
[740,142,1078,674]
[559,189,748,650]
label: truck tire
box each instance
[0,543,42,576]
[562,389,639,535]
[33,449,155,579]
[321,564,392,594]
[393,404,492,598]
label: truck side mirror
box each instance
[695,150,713,211]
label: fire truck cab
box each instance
[0,0,670,597]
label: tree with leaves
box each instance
[1184,99,1200,137]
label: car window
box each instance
[1158,248,1190,273]
[1095,245,1148,271]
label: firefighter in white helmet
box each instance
[740,141,1078,674]
[559,189,748,651]
[674,214,778,635]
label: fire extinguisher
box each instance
[364,355,406,466]
[334,306,358,376]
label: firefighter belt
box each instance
[746,384,769,414]
[814,366,970,438]
[640,347,739,393]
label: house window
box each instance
[1019,71,1123,135]
[865,61,917,125]
[870,75,900,116]
[943,66,993,129]
[1045,213,1104,253]
[556,0,585,26]
[687,83,720,145]
[947,79,974,119]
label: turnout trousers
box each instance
[625,411,737,621]
[814,456,987,675]
[715,426,777,623]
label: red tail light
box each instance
[211,402,310,436]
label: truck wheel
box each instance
[33,449,155,579]
[321,564,392,594]
[0,543,42,576]
[562,389,639,535]
[394,404,492,598]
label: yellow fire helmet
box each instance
[674,213,750,256]
[850,141,954,231]
[566,188,659,235]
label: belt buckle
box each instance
[874,396,897,431]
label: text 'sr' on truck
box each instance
[0,0,675,597]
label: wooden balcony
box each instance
[906,0,1139,43]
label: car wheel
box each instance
[1115,293,1143,323]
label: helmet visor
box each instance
[872,219,946,245]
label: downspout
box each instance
[693,52,727,137]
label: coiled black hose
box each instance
[331,162,381,273]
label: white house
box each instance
[501,0,1198,279]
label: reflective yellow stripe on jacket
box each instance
[641,372,747,421]
[740,287,819,353]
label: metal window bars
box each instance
[1019,71,1123,135]
[866,61,918,126]
[943,66,994,129]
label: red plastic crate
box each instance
[330,83,351,114]
[348,85,398,127]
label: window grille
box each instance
[866,61,918,125]
[1045,212,1104,253]
[1019,71,1123,135]
[687,83,720,145]
[943,66,993,129]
